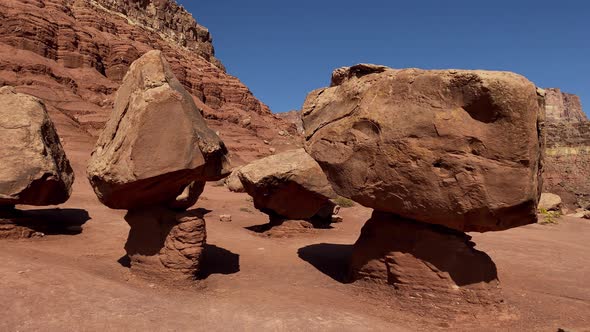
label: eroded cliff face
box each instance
[0,0,300,164]
[543,88,590,209]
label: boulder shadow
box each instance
[196,244,240,279]
[297,243,353,284]
[2,208,90,236]
[117,255,131,268]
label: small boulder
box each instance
[238,149,337,220]
[225,167,245,193]
[219,214,232,223]
[538,193,562,212]
[0,87,74,206]
[87,51,230,210]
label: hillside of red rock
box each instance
[0,0,301,165]
[542,88,590,209]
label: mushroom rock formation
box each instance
[87,51,229,279]
[87,50,230,210]
[238,148,340,229]
[303,64,545,304]
[0,87,75,238]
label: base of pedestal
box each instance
[124,206,206,281]
[350,211,503,307]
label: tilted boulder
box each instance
[303,65,545,232]
[87,50,230,210]
[238,149,337,220]
[0,87,74,207]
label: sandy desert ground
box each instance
[1,119,589,332]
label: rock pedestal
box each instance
[350,211,501,305]
[124,207,206,280]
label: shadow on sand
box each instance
[196,244,240,279]
[297,243,353,284]
[2,208,90,236]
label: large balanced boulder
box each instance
[0,87,74,207]
[303,64,545,232]
[87,50,230,210]
[238,149,337,220]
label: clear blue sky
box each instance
[179,0,589,115]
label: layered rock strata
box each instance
[0,0,300,163]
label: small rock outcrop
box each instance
[87,50,229,210]
[238,149,338,222]
[303,65,544,233]
[225,167,245,193]
[303,64,545,309]
[0,87,74,207]
[88,51,228,280]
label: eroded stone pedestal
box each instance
[350,211,502,306]
[124,206,206,281]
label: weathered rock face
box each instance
[0,87,74,206]
[0,0,300,163]
[124,206,206,280]
[542,89,590,209]
[87,51,229,210]
[303,65,544,232]
[350,211,502,306]
[238,149,337,220]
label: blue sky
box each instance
[179,0,589,115]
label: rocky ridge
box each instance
[0,0,300,164]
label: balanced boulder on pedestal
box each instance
[87,50,230,279]
[238,149,340,232]
[0,87,75,238]
[303,65,545,304]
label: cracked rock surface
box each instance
[303,65,545,232]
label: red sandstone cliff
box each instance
[542,88,590,209]
[0,0,300,164]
